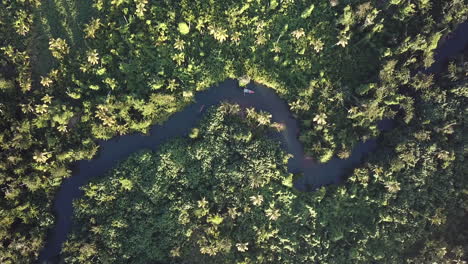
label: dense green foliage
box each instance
[63,106,309,263]
[1,0,66,262]
[0,0,467,262]
[64,80,467,262]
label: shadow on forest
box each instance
[30,0,94,77]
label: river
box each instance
[38,21,468,263]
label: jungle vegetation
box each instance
[63,98,467,263]
[0,0,467,263]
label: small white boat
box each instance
[243,88,255,94]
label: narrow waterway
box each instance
[39,21,468,263]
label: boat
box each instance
[243,88,255,94]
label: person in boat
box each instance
[243,88,255,95]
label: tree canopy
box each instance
[0,0,467,262]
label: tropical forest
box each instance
[0,0,467,263]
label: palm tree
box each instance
[256,112,272,126]
[13,10,32,36]
[270,122,285,132]
[35,104,48,114]
[87,49,100,65]
[41,94,53,104]
[291,28,305,39]
[228,207,240,219]
[313,113,327,125]
[250,195,264,206]
[236,242,249,252]
[208,26,228,43]
[311,38,324,53]
[231,32,242,45]
[172,53,185,65]
[33,151,51,163]
[336,34,350,47]
[84,18,101,39]
[174,38,185,51]
[167,79,179,91]
[135,0,148,18]
[40,77,53,87]
[384,181,401,193]
[49,38,69,59]
[265,206,281,221]
[198,197,208,208]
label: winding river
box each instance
[38,21,468,263]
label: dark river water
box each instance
[38,21,468,263]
